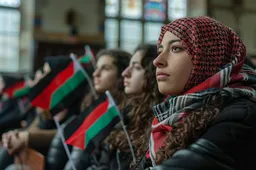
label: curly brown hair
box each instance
[155,95,223,164]
[105,44,164,159]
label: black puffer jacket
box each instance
[63,147,90,170]
[85,144,133,170]
[0,99,20,135]
[143,98,256,170]
[45,116,75,170]
[0,99,36,136]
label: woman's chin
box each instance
[94,87,105,94]
[157,83,170,95]
[158,85,181,96]
[124,87,132,95]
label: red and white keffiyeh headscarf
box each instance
[148,16,256,166]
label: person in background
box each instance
[83,44,163,170]
[1,60,81,170]
[46,49,131,170]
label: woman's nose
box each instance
[122,66,131,78]
[153,52,167,68]
[93,69,100,77]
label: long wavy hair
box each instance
[80,49,131,111]
[105,44,164,162]
[155,95,223,164]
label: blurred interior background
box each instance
[0,0,255,75]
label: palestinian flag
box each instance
[78,53,95,77]
[3,81,30,99]
[79,54,91,64]
[64,93,120,153]
[29,58,88,116]
[83,45,95,66]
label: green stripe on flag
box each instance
[79,55,91,64]
[85,106,119,147]
[50,70,86,109]
[13,87,30,98]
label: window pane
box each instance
[105,19,118,49]
[121,20,142,41]
[105,0,119,17]
[120,20,142,52]
[144,22,163,43]
[121,0,142,19]
[0,35,3,57]
[0,8,20,72]
[121,41,139,52]
[168,0,187,21]
[0,0,20,7]
[144,0,166,21]
[106,41,118,49]
[105,19,118,40]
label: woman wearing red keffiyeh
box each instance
[142,16,256,170]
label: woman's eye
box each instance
[157,49,163,55]
[134,64,142,70]
[102,66,110,70]
[171,46,183,52]
[134,66,142,70]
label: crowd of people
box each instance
[0,16,256,170]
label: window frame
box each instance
[104,0,187,51]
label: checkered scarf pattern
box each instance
[148,16,256,166]
[158,16,246,91]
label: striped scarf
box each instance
[148,59,256,166]
[148,16,256,166]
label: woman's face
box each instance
[93,55,118,93]
[154,31,193,96]
[122,50,145,95]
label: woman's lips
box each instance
[124,81,129,86]
[156,72,170,80]
[94,80,100,85]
